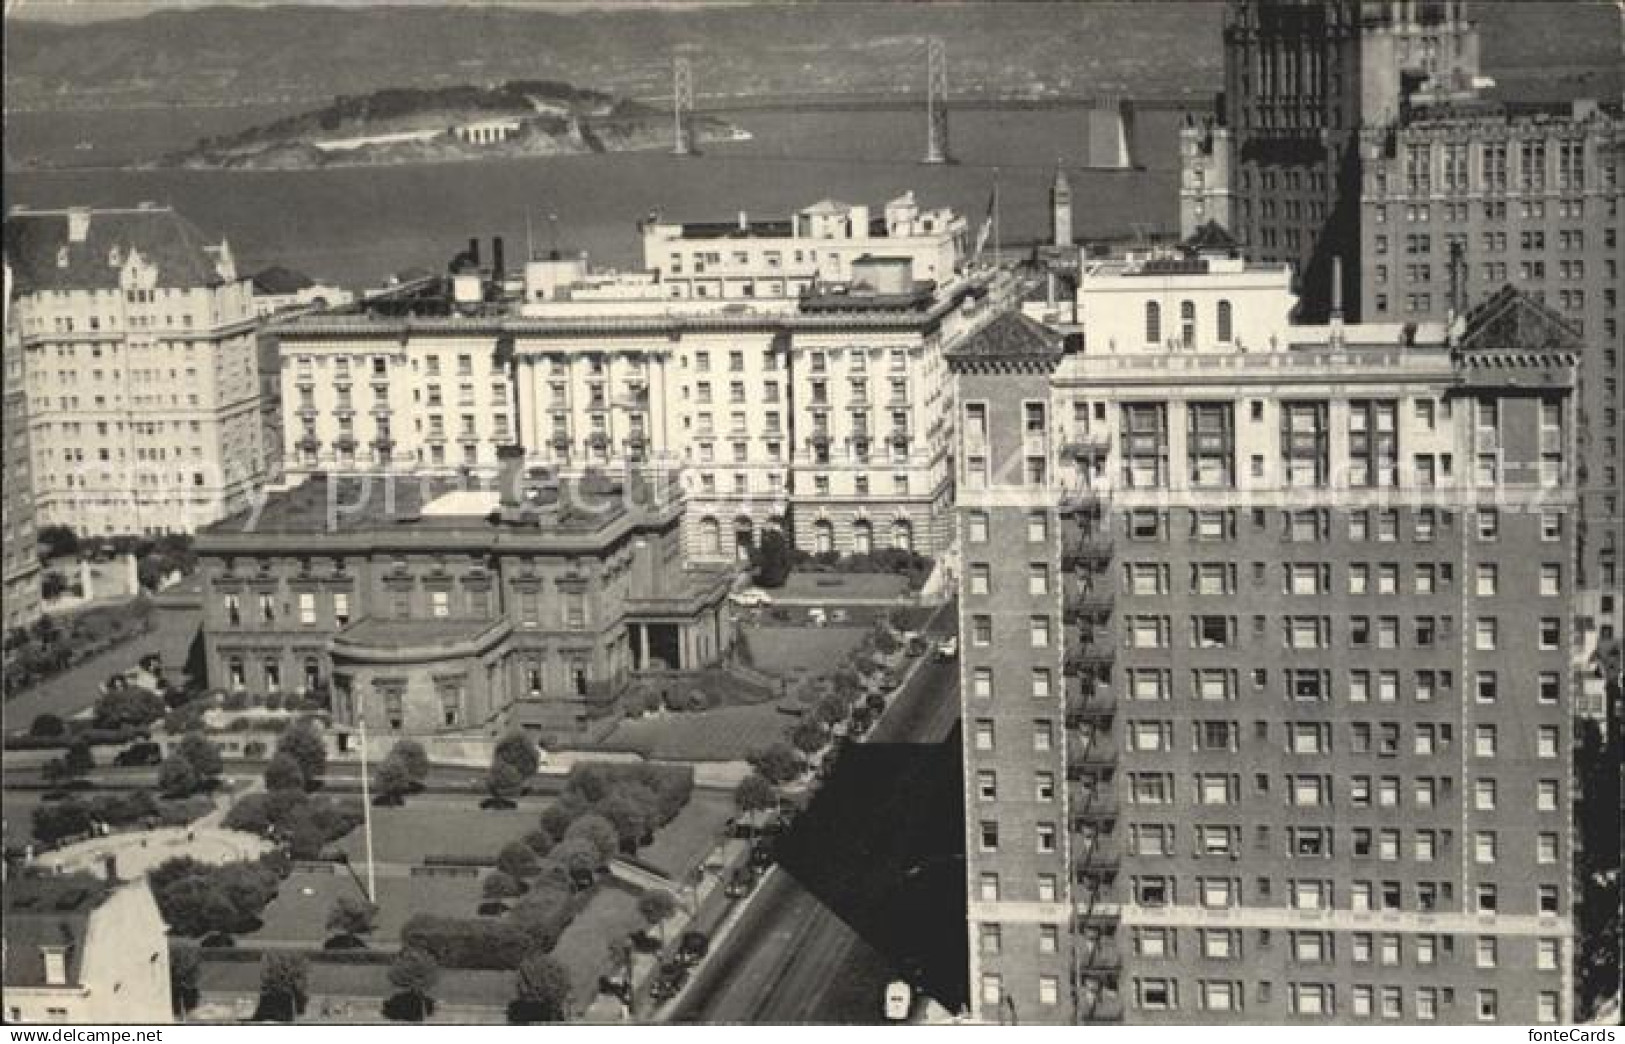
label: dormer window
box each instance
[56,246,69,269]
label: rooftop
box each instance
[203,471,653,537]
[4,204,232,294]
[252,264,316,295]
[947,310,1065,362]
[3,873,112,990]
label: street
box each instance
[671,604,966,1023]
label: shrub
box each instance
[496,841,539,879]
[399,915,534,971]
[29,714,66,738]
[492,733,540,779]
[563,814,619,866]
[509,952,572,1023]
[483,870,525,901]
[749,742,803,784]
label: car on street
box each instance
[650,961,690,1002]
[935,636,958,660]
[677,930,710,966]
[113,741,162,767]
[730,587,773,608]
[905,636,928,657]
[885,980,912,1020]
[725,867,758,897]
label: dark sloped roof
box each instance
[252,264,315,295]
[1182,219,1240,256]
[948,310,1064,361]
[4,206,229,294]
[1458,284,1582,355]
[3,874,111,989]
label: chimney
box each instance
[497,444,526,520]
[492,237,506,284]
[67,208,91,244]
[467,237,481,269]
[738,210,748,231]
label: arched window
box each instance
[734,517,755,561]
[853,520,873,556]
[698,516,721,556]
[1145,301,1161,344]
[1217,299,1233,343]
[814,520,835,555]
[891,519,914,553]
[1180,300,1197,348]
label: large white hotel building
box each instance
[274,193,1007,561]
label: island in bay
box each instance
[156,80,748,169]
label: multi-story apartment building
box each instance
[3,205,265,536]
[1357,100,1624,648]
[3,875,173,1024]
[193,459,733,745]
[949,245,1580,1025]
[275,195,996,562]
[3,262,42,631]
[1180,0,1623,649]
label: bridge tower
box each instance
[672,54,695,156]
[921,38,952,165]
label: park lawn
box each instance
[743,625,869,676]
[250,868,485,945]
[636,788,734,880]
[331,803,540,865]
[601,703,792,762]
[549,883,645,1008]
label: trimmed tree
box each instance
[388,946,441,1022]
[548,837,600,890]
[734,773,777,826]
[258,952,309,1022]
[390,739,431,786]
[563,813,619,866]
[637,889,679,942]
[483,870,525,902]
[492,732,540,779]
[326,894,377,941]
[274,718,327,788]
[170,942,202,1016]
[373,755,414,805]
[175,732,223,785]
[510,953,572,1024]
[496,840,539,880]
[157,756,200,799]
[749,528,793,589]
[749,742,802,785]
[486,760,523,805]
[263,753,306,794]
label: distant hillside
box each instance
[3,2,1231,111]
[157,80,741,169]
[4,2,1618,114]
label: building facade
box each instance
[3,875,173,1024]
[3,262,42,631]
[273,195,999,563]
[193,463,734,744]
[1179,1,1623,647]
[2,205,266,536]
[639,192,967,298]
[1356,99,1624,648]
[950,254,1579,1024]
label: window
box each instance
[1145,301,1161,343]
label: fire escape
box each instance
[1059,437,1122,1024]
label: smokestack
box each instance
[467,238,481,269]
[492,237,506,284]
[1330,255,1344,321]
[738,210,748,231]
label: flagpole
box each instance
[357,715,376,903]
[993,168,1002,270]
